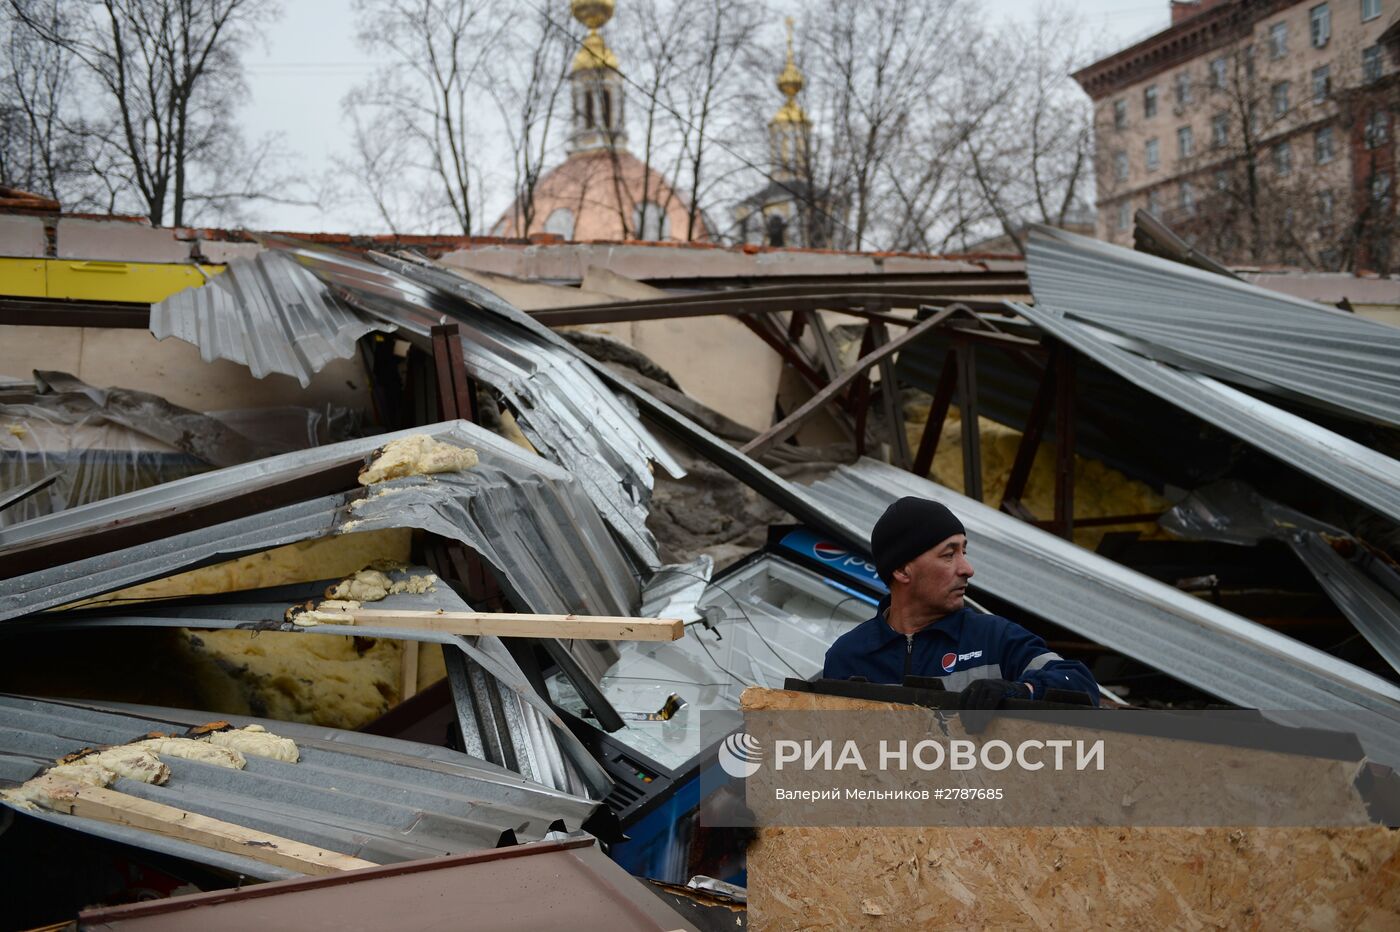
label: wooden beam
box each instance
[37,780,375,876]
[956,339,983,502]
[321,609,685,642]
[431,323,477,422]
[1000,353,1059,511]
[742,307,958,459]
[870,321,912,469]
[1053,345,1077,538]
[400,640,420,701]
[910,349,958,479]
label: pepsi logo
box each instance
[941,652,957,673]
[812,542,848,562]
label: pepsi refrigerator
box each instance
[546,526,885,884]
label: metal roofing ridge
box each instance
[1027,223,1361,319]
[1010,303,1400,524]
[814,458,1400,707]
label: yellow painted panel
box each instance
[0,257,48,298]
[44,259,223,302]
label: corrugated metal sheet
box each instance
[149,238,681,564]
[11,570,614,799]
[804,457,1400,766]
[1026,225,1400,427]
[150,251,395,387]
[0,694,599,881]
[1161,482,1400,677]
[0,421,644,626]
[1011,300,1400,525]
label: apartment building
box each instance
[1075,0,1400,270]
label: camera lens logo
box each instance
[718,732,763,779]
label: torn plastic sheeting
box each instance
[265,240,680,566]
[150,248,396,387]
[1163,481,1400,676]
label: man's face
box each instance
[895,533,974,618]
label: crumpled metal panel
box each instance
[0,421,642,629]
[0,693,599,880]
[1026,225,1400,427]
[277,243,678,565]
[1011,300,1400,525]
[803,457,1400,767]
[161,238,680,564]
[12,570,614,799]
[1162,481,1400,676]
[150,250,395,387]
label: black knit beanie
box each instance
[870,497,966,582]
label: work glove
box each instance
[956,678,1031,711]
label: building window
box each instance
[1244,44,1256,79]
[1248,103,1260,136]
[1269,22,1288,59]
[542,207,575,239]
[1273,141,1293,176]
[1176,71,1192,106]
[1215,169,1230,192]
[1319,189,1335,222]
[1210,56,1228,89]
[1113,99,1127,130]
[1310,4,1331,48]
[633,202,670,240]
[1114,151,1129,182]
[1372,172,1392,209]
[1366,110,1390,148]
[1315,126,1336,163]
[1147,190,1162,217]
[1312,65,1331,103]
[1363,0,1382,22]
[1144,85,1158,118]
[1117,201,1131,230]
[1272,81,1290,117]
[1212,113,1229,148]
[1364,45,1383,84]
[1177,125,1195,158]
[1146,138,1160,171]
[1179,182,1196,216]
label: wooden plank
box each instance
[400,640,420,701]
[1054,344,1077,538]
[956,339,983,502]
[39,781,375,876]
[869,321,912,469]
[910,349,958,479]
[327,609,685,642]
[1000,353,1059,511]
[742,307,957,459]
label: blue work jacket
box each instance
[822,605,1099,705]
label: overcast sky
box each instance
[241,1,1171,233]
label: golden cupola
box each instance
[769,18,809,178]
[571,0,620,72]
[772,17,809,127]
[568,0,627,152]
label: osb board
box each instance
[749,825,1400,930]
[741,689,1400,930]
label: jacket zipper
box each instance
[904,635,914,679]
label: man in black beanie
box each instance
[822,496,1099,709]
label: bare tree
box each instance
[1,0,84,199]
[956,5,1092,254]
[8,0,284,226]
[344,0,504,234]
[485,3,570,236]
